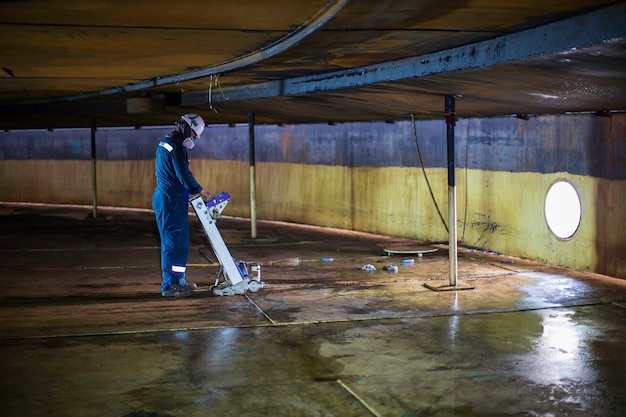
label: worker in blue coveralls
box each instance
[153,114,211,298]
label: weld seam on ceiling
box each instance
[0,21,302,32]
[323,28,507,34]
[3,0,349,106]
[214,2,626,102]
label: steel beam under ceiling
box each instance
[214,2,626,102]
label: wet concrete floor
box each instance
[1,202,626,417]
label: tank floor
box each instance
[1,203,626,417]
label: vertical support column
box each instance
[248,112,257,239]
[90,119,98,219]
[445,96,458,287]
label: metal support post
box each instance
[90,119,98,219]
[424,97,474,292]
[248,112,257,238]
[445,96,458,287]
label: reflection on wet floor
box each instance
[1,203,626,417]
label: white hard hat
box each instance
[181,114,205,138]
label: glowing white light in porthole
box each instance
[544,180,582,240]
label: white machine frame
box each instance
[190,192,268,296]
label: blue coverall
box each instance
[152,134,203,293]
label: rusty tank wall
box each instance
[0,113,624,279]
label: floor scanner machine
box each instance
[190,192,268,296]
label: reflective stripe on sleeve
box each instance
[159,142,174,152]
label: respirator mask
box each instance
[182,136,197,149]
[180,114,205,149]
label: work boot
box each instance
[180,282,198,293]
[162,282,196,298]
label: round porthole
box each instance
[544,180,582,240]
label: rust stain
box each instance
[281,130,294,161]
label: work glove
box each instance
[199,189,212,201]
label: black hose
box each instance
[411,114,448,233]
